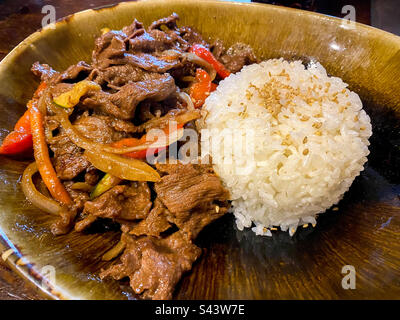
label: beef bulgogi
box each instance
[1,13,257,299]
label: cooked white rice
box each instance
[198,58,372,236]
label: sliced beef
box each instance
[122,19,145,39]
[50,181,90,236]
[107,117,139,134]
[46,111,131,181]
[134,95,184,124]
[28,14,242,300]
[120,198,172,237]
[64,181,90,210]
[82,73,176,120]
[84,182,152,220]
[84,166,100,186]
[92,14,188,74]
[124,52,181,73]
[154,163,230,239]
[212,40,258,74]
[89,64,148,88]
[92,30,127,69]
[169,60,196,82]
[100,231,201,300]
[31,62,58,82]
[179,26,209,48]
[73,112,129,144]
[148,12,179,31]
[75,182,152,232]
[48,129,90,180]
[61,61,92,82]
[51,207,78,236]
[128,29,178,53]
[32,61,92,85]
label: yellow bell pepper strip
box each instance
[30,103,72,205]
[189,44,231,79]
[53,80,101,108]
[189,68,212,109]
[0,82,47,155]
[101,27,111,35]
[90,173,122,200]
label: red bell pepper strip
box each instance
[30,103,72,205]
[189,44,231,79]
[0,108,33,155]
[0,131,33,155]
[189,68,212,109]
[33,82,47,99]
[14,109,32,133]
[111,137,166,159]
[0,82,47,155]
[111,124,184,159]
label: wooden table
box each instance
[0,0,374,300]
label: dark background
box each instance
[0,0,398,300]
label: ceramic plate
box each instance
[0,0,399,299]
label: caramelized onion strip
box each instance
[21,162,62,215]
[181,52,217,81]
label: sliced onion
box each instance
[177,92,195,111]
[102,240,126,261]
[84,150,161,182]
[21,162,62,215]
[70,182,94,192]
[181,52,217,81]
[181,76,196,83]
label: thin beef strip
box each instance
[92,30,127,69]
[82,73,176,120]
[73,112,130,144]
[75,182,152,232]
[148,12,180,31]
[92,22,182,73]
[32,61,92,85]
[100,231,201,300]
[179,26,209,48]
[119,198,172,238]
[91,13,205,75]
[51,181,90,235]
[88,64,149,88]
[84,166,100,186]
[154,163,230,239]
[212,40,258,74]
[31,62,59,83]
[48,129,91,181]
[61,61,92,82]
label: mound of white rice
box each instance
[198,58,372,236]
